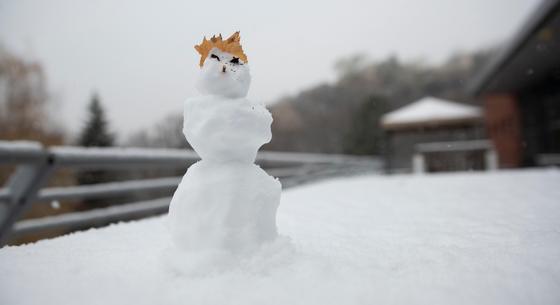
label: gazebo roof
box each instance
[381,96,482,131]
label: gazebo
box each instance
[381,96,489,173]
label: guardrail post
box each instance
[485,149,498,171]
[0,156,55,245]
[413,153,426,174]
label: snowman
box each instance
[168,32,281,258]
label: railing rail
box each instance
[0,140,381,245]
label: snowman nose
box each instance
[222,66,226,73]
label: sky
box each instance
[0,0,541,140]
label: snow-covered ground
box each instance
[1,169,560,305]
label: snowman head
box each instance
[194,32,251,98]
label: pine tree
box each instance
[78,93,114,147]
[76,94,115,207]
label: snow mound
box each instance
[168,161,280,255]
[182,96,272,163]
[1,169,560,305]
[167,94,281,267]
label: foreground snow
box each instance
[1,169,560,305]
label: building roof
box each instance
[469,0,560,95]
[381,96,482,131]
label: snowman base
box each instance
[168,161,281,255]
[162,234,294,276]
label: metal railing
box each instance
[412,140,497,173]
[0,141,381,245]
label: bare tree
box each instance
[0,46,63,144]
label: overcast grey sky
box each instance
[0,0,540,139]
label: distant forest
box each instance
[265,51,494,155]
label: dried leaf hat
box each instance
[194,31,248,67]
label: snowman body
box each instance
[168,40,281,256]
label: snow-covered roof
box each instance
[381,96,482,130]
[1,169,560,304]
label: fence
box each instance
[412,140,497,173]
[0,141,381,246]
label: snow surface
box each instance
[381,96,482,128]
[1,169,560,305]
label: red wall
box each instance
[483,94,522,168]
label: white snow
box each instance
[168,161,280,256]
[1,169,560,305]
[167,49,281,270]
[182,96,272,163]
[381,96,482,129]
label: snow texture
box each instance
[381,96,482,127]
[1,169,559,305]
[196,48,251,99]
[182,96,272,163]
[167,51,281,269]
[168,161,280,254]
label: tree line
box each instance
[265,51,494,155]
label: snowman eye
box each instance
[210,54,220,61]
[230,57,239,64]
